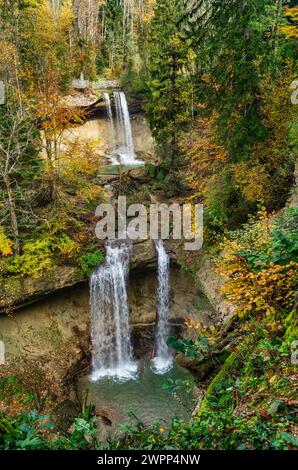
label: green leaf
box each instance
[280,432,298,447]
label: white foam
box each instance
[150,356,173,375]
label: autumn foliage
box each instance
[181,111,227,203]
[281,6,298,39]
[216,208,298,317]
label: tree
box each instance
[146,0,194,164]
[33,69,85,201]
[97,1,157,75]
[281,5,298,38]
[19,0,76,89]
[178,0,296,231]
[98,0,125,73]
[0,102,40,253]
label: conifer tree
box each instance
[183,0,292,162]
[146,0,193,164]
[0,102,40,253]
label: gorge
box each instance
[0,95,216,431]
[0,0,297,452]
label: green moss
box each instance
[198,336,256,416]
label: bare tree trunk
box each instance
[3,174,20,254]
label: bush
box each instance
[216,207,298,316]
[0,408,98,450]
[77,245,104,276]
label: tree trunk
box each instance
[3,174,20,254]
[45,138,56,200]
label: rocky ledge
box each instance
[0,266,85,315]
[0,238,233,324]
[0,239,158,315]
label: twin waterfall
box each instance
[90,91,171,382]
[90,241,172,382]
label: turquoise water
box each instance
[78,363,197,430]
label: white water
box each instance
[102,92,115,143]
[90,243,137,382]
[89,93,143,381]
[151,240,173,374]
[112,91,141,165]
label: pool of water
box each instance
[78,363,198,435]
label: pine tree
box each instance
[146,0,193,164]
[180,0,296,230]
[183,0,289,162]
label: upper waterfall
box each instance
[103,92,115,143]
[112,91,141,165]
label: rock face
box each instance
[0,264,215,373]
[0,266,85,314]
[63,114,156,164]
[195,252,236,321]
[130,239,157,271]
[129,266,215,359]
[164,240,236,321]
[0,284,90,362]
[129,267,214,327]
[0,240,158,315]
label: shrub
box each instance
[216,207,298,316]
[77,245,104,276]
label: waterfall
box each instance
[90,243,137,382]
[151,240,173,374]
[103,92,115,143]
[113,91,139,165]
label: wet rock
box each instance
[195,252,236,321]
[131,325,155,360]
[130,239,156,271]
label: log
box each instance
[78,98,143,119]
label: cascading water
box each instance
[90,243,137,382]
[113,91,141,165]
[151,240,173,374]
[90,89,142,380]
[102,92,115,143]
